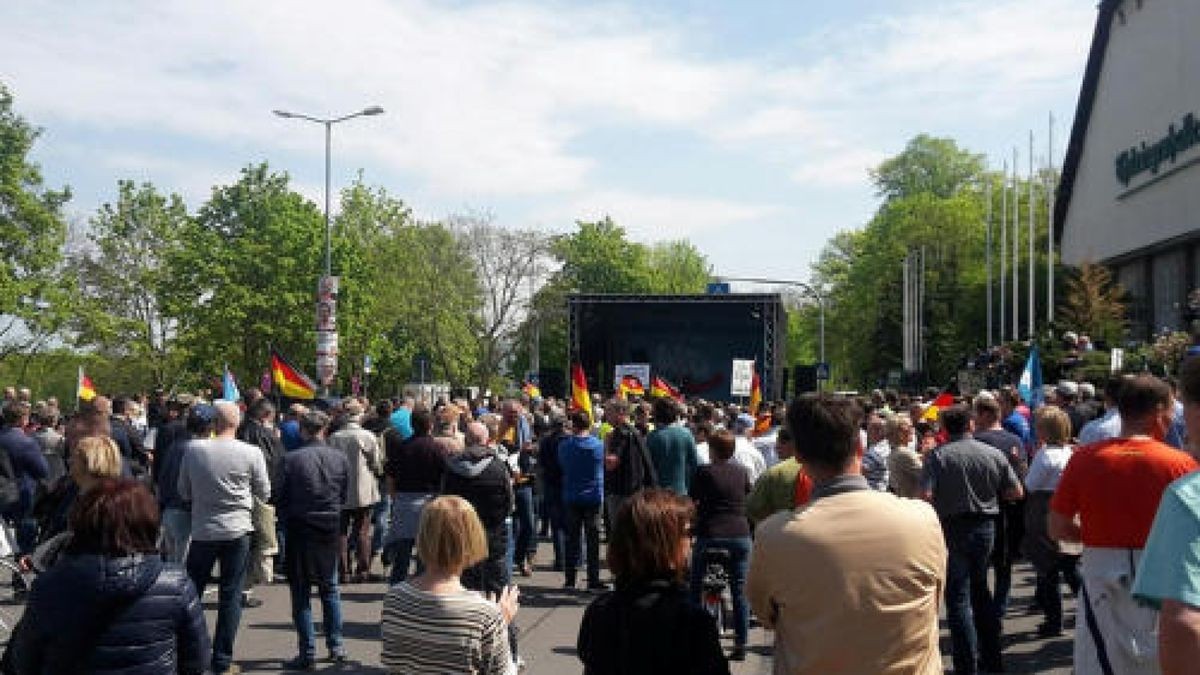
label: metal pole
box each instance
[1000,160,1007,344]
[324,121,332,278]
[1028,131,1036,339]
[1047,112,1056,325]
[1012,146,1019,341]
[985,179,993,347]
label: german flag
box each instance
[649,375,682,401]
[618,375,645,399]
[921,389,956,422]
[77,366,97,402]
[522,381,542,399]
[271,349,317,400]
[570,363,593,422]
[749,368,762,416]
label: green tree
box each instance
[167,163,324,384]
[551,217,652,294]
[645,240,712,293]
[1059,261,1127,346]
[72,180,190,388]
[0,84,70,361]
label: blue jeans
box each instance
[288,568,344,659]
[161,507,192,564]
[564,503,601,584]
[186,534,252,673]
[513,486,537,563]
[542,490,567,567]
[372,492,390,557]
[689,536,751,647]
[943,517,1002,675]
[386,538,422,584]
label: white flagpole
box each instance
[1047,112,1056,324]
[986,178,993,347]
[1029,131,1036,339]
[1000,160,1008,344]
[1012,146,1020,341]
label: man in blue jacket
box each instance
[0,402,47,552]
[558,409,606,590]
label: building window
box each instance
[1117,261,1148,340]
[1152,249,1186,334]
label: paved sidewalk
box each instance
[219,541,1074,674]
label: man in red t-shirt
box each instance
[1050,374,1198,675]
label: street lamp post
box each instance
[715,276,827,385]
[273,105,384,392]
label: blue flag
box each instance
[1017,346,1044,409]
[222,365,241,402]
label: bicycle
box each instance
[0,527,32,644]
[699,548,732,637]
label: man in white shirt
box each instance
[731,414,766,484]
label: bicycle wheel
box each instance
[0,558,30,644]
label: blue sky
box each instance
[1,0,1096,284]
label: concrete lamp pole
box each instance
[273,105,384,393]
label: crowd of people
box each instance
[0,358,1195,674]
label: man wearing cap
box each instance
[1055,381,1088,442]
[158,403,213,563]
[179,401,271,674]
[731,413,766,484]
[328,400,382,583]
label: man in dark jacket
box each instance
[538,412,569,570]
[602,399,656,529]
[0,402,47,552]
[383,408,447,583]
[104,396,150,476]
[442,421,519,666]
[441,421,514,594]
[275,410,350,669]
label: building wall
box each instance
[1061,0,1200,266]
[1060,0,1200,337]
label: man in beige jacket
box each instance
[328,400,383,582]
[747,394,946,674]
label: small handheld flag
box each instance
[221,365,241,402]
[749,368,762,416]
[617,375,645,399]
[271,349,318,400]
[522,381,542,399]
[570,363,593,422]
[1018,346,1045,409]
[649,375,683,401]
[921,389,956,422]
[77,366,97,402]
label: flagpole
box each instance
[1012,146,1019,341]
[985,177,993,347]
[1028,130,1036,340]
[1047,112,1056,326]
[1000,160,1007,344]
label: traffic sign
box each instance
[815,362,831,381]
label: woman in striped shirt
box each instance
[381,495,520,674]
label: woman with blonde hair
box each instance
[1023,405,1080,637]
[26,434,125,571]
[381,495,519,674]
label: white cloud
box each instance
[548,189,781,242]
[0,0,1094,251]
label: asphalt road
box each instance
[217,540,1075,674]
